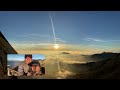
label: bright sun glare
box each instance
[54,44,59,49]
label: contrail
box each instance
[49,12,61,75]
[49,13,56,44]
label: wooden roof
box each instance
[0,31,18,54]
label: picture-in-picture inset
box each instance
[7,54,45,77]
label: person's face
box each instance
[31,65,36,72]
[25,57,32,64]
[35,65,41,73]
[31,65,40,73]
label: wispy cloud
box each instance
[10,40,53,46]
[22,33,51,38]
[17,33,53,40]
[87,44,109,48]
[84,37,105,42]
[10,39,68,51]
[55,37,67,43]
[10,33,68,44]
[84,37,120,42]
[13,43,53,46]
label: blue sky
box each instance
[7,54,25,61]
[7,54,45,61]
[32,54,45,60]
[1,11,120,53]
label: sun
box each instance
[54,44,59,49]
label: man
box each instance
[17,54,32,76]
[27,60,42,76]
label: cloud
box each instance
[13,43,53,46]
[55,37,67,43]
[84,37,105,42]
[11,33,53,41]
[11,41,53,48]
[22,33,52,38]
[9,37,68,51]
[87,44,109,47]
[84,37,120,43]
[56,70,75,79]
[10,33,68,44]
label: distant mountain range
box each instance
[81,52,119,62]
[67,52,120,79]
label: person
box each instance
[27,60,43,76]
[17,54,32,76]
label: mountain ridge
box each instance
[67,52,120,79]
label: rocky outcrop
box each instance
[0,31,17,79]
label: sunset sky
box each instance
[1,11,120,54]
